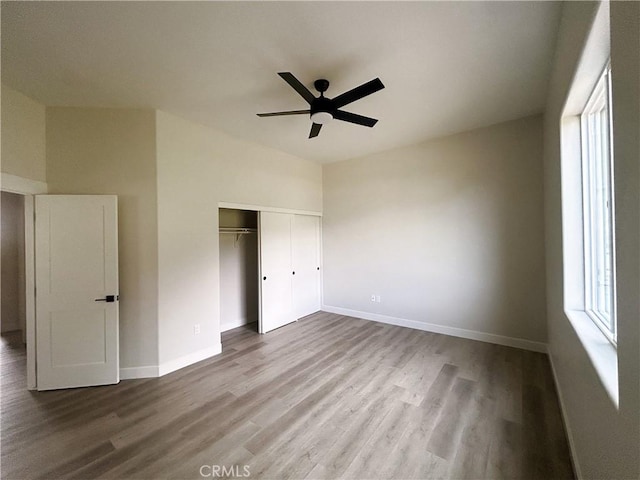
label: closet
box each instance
[259,212,321,333]
[219,209,259,332]
[219,208,321,335]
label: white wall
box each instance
[543,2,640,478]
[155,111,322,366]
[1,191,25,333]
[1,85,46,182]
[46,108,159,371]
[323,115,546,347]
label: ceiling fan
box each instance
[257,72,385,139]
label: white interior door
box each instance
[35,195,119,390]
[292,215,321,318]
[259,211,294,333]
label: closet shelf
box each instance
[219,227,257,234]
[219,227,257,247]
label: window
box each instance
[559,2,618,406]
[581,65,616,344]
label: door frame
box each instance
[1,173,48,390]
[217,202,322,336]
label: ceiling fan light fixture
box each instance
[310,111,333,124]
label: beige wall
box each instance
[323,115,546,344]
[39,105,321,372]
[610,3,640,476]
[155,110,322,365]
[1,191,25,333]
[1,85,46,182]
[46,108,159,370]
[543,2,640,478]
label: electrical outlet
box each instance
[376,295,381,303]
[371,294,376,302]
[194,324,201,335]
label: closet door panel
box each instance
[292,215,321,318]
[259,212,294,333]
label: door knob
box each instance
[292,271,296,275]
[263,276,267,280]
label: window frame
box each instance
[580,64,617,346]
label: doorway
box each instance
[1,191,26,341]
[1,188,36,390]
[219,208,259,335]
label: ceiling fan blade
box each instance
[257,110,310,117]
[278,72,316,104]
[309,123,322,138]
[331,78,385,109]
[333,110,378,127]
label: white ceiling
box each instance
[1,1,561,164]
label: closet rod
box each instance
[219,227,257,247]
[219,227,257,234]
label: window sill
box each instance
[564,309,619,408]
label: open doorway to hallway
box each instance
[1,191,26,344]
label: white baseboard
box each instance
[120,365,160,380]
[221,317,256,333]
[1,323,21,334]
[158,343,222,377]
[119,343,223,380]
[321,304,547,353]
[547,346,582,479]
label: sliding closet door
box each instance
[292,215,321,318]
[259,212,295,333]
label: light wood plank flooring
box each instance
[1,312,574,479]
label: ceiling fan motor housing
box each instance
[311,79,333,123]
[310,95,334,121]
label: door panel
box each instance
[50,310,108,366]
[259,212,294,333]
[292,215,321,318]
[35,195,119,390]
[49,204,107,292]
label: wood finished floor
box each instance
[1,312,573,480]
